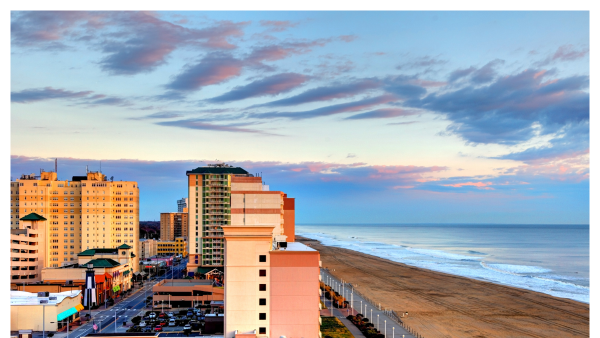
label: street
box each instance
[33,257,189,338]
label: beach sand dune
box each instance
[298,236,589,338]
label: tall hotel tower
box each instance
[10,170,140,270]
[185,164,295,273]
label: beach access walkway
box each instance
[322,268,417,338]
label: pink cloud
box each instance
[442,181,494,189]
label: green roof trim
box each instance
[196,267,224,274]
[77,248,118,256]
[20,213,47,221]
[117,244,132,249]
[187,166,249,175]
[85,258,121,268]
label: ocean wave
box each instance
[468,250,487,255]
[482,262,551,274]
[406,248,481,261]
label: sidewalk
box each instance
[322,269,417,338]
[322,297,366,338]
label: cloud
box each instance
[12,11,250,75]
[250,94,397,120]
[407,68,589,145]
[156,118,275,135]
[259,20,299,32]
[449,59,504,84]
[388,121,417,126]
[11,87,93,103]
[252,79,381,108]
[397,55,448,70]
[536,44,589,66]
[383,76,428,100]
[345,108,416,120]
[442,181,494,189]
[206,73,309,103]
[347,153,356,158]
[166,52,244,91]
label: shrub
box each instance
[131,316,141,324]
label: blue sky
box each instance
[10,11,589,224]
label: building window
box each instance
[259,313,266,320]
[259,269,266,277]
[259,298,266,306]
[259,327,266,334]
[259,284,266,291]
[259,255,266,262]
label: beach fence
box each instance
[322,267,425,338]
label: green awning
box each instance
[57,307,78,321]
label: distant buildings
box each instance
[177,197,188,212]
[160,212,188,241]
[10,171,140,270]
[139,238,158,259]
[185,164,295,271]
[157,237,188,257]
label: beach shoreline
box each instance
[298,236,590,338]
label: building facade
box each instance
[177,197,188,213]
[11,213,47,283]
[185,164,296,273]
[223,226,320,338]
[157,237,188,257]
[160,212,188,241]
[11,290,83,332]
[139,238,158,260]
[10,171,139,269]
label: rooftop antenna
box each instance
[55,158,57,174]
[86,165,88,173]
[100,161,102,173]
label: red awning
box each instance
[105,273,113,279]
[94,275,105,283]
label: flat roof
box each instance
[157,279,213,287]
[11,290,81,306]
[277,242,317,252]
[186,166,249,175]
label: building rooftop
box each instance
[11,290,81,306]
[276,242,317,252]
[86,258,121,268]
[186,166,250,175]
[20,213,47,221]
[117,244,133,249]
[157,279,213,287]
[78,248,118,256]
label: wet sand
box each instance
[298,236,589,338]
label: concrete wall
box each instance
[269,250,320,338]
[11,295,81,332]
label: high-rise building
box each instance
[185,163,295,273]
[177,197,188,213]
[160,212,188,241]
[10,170,140,270]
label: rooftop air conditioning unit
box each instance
[37,291,49,297]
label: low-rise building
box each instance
[152,279,224,312]
[157,237,188,257]
[11,213,47,284]
[11,290,83,332]
[139,238,158,260]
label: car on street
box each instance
[169,318,176,326]
[139,321,147,327]
[154,325,162,332]
[142,326,152,332]
[183,324,191,331]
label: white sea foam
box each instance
[298,231,589,304]
[482,262,551,274]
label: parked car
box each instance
[154,325,162,332]
[186,311,194,317]
[159,312,165,318]
[167,312,174,318]
[168,319,176,327]
[139,321,147,327]
[148,312,156,319]
[142,326,152,332]
[183,324,191,331]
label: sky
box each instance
[10,11,590,224]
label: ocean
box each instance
[297,223,589,304]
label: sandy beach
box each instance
[298,236,590,338]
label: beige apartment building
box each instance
[185,164,295,274]
[160,212,188,241]
[10,213,47,283]
[157,237,188,257]
[10,170,139,270]
[139,238,158,260]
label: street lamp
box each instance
[385,320,387,338]
[377,314,379,331]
